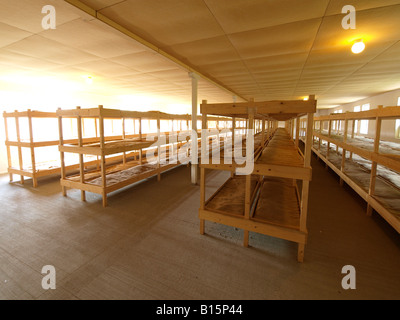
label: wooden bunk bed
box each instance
[310,106,400,234]
[1,110,101,187]
[56,105,235,207]
[199,96,316,262]
[3,108,232,189]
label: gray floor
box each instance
[0,155,400,300]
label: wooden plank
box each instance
[300,112,314,235]
[201,99,317,116]
[27,110,38,187]
[253,164,312,180]
[98,106,107,207]
[76,107,86,202]
[14,111,24,184]
[367,112,382,216]
[60,179,103,194]
[199,209,307,244]
[3,114,13,182]
[314,105,400,121]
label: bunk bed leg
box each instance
[3,113,13,183]
[297,244,305,263]
[200,156,206,235]
[14,111,24,185]
[27,110,38,188]
[243,230,249,247]
[102,192,107,208]
[243,108,254,249]
[200,219,205,235]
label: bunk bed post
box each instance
[295,117,300,149]
[261,118,266,147]
[139,118,143,165]
[200,102,208,235]
[122,117,126,165]
[3,112,13,182]
[27,110,38,187]
[326,119,332,170]
[157,116,161,182]
[318,120,322,150]
[350,119,356,160]
[298,101,314,262]
[57,108,67,196]
[76,107,86,202]
[367,106,383,216]
[98,105,107,207]
[243,107,255,248]
[94,117,100,170]
[231,116,236,178]
[340,118,349,187]
[14,111,24,184]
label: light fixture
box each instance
[351,39,365,54]
[303,97,309,101]
[82,75,93,85]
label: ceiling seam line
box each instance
[202,0,264,100]
[291,0,332,99]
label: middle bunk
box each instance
[199,97,316,262]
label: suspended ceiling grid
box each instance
[1,0,400,109]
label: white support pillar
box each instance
[189,72,200,185]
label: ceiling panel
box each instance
[0,0,91,33]
[164,35,241,67]
[1,0,400,110]
[325,0,400,15]
[109,51,181,74]
[0,49,63,71]
[97,0,225,47]
[204,0,330,34]
[0,22,32,48]
[5,35,100,65]
[228,19,322,60]
[40,19,148,59]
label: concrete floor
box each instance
[0,154,399,300]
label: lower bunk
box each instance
[312,140,400,234]
[199,174,307,262]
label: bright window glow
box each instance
[360,104,370,135]
[396,120,400,139]
[397,97,400,106]
[353,106,360,133]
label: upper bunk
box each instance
[199,96,317,178]
[254,128,312,180]
[313,105,400,173]
[56,105,232,157]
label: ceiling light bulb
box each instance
[85,76,93,85]
[351,40,365,54]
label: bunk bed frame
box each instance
[56,105,236,207]
[199,96,316,262]
[310,106,400,234]
[3,108,232,189]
